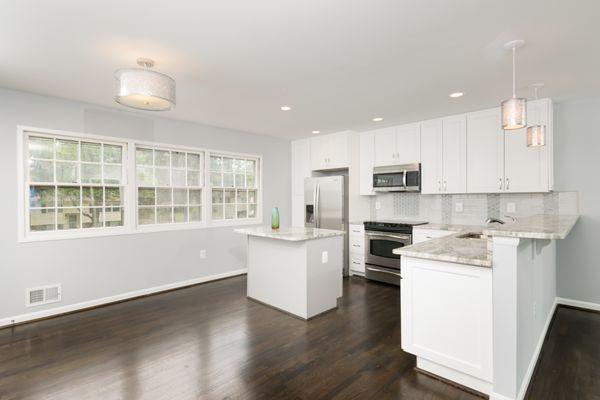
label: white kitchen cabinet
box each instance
[420,119,443,194]
[466,108,504,193]
[292,138,311,196]
[359,131,376,195]
[466,99,553,193]
[441,115,467,193]
[373,123,421,167]
[401,257,493,385]
[348,223,365,275]
[412,228,454,244]
[420,116,466,194]
[310,131,349,171]
[504,99,552,193]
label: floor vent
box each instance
[26,284,61,307]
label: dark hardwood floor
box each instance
[0,276,598,400]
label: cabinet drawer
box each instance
[349,237,364,253]
[349,224,364,235]
[350,253,365,274]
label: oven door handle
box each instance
[365,232,411,241]
[366,266,402,278]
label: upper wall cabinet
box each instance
[359,131,376,195]
[421,115,467,194]
[310,131,350,171]
[292,138,311,196]
[466,108,504,193]
[373,123,421,167]
[503,99,553,193]
[466,99,553,193]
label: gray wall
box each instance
[0,88,291,320]
[555,96,600,304]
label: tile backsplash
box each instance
[371,191,579,225]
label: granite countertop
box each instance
[235,226,345,242]
[394,233,492,268]
[415,223,486,232]
[482,214,579,239]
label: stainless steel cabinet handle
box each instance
[438,181,441,192]
[352,244,360,247]
[506,178,510,190]
[443,181,447,191]
[366,266,402,278]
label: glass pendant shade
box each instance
[527,125,546,147]
[501,97,527,130]
[114,68,176,111]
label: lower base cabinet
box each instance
[401,256,493,392]
[349,224,365,275]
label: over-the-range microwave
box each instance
[372,163,421,192]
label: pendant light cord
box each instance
[512,47,516,99]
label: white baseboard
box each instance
[0,268,247,328]
[557,297,600,312]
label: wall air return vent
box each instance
[26,284,61,307]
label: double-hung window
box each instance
[209,154,259,221]
[25,132,126,235]
[135,146,204,226]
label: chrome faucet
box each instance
[485,217,505,225]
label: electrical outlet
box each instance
[375,201,381,210]
[321,251,328,264]
[507,202,516,213]
[200,249,207,259]
[455,202,463,213]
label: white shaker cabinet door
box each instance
[310,135,329,171]
[359,131,376,195]
[420,119,443,194]
[504,99,550,192]
[466,108,504,193]
[441,114,467,193]
[395,123,421,165]
[373,127,397,167]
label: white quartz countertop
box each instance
[416,223,486,232]
[482,214,579,239]
[394,233,492,268]
[235,226,345,241]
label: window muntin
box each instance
[210,155,258,221]
[136,146,204,226]
[26,134,126,233]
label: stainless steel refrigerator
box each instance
[304,176,349,276]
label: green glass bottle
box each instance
[271,207,280,230]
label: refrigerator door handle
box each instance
[315,183,320,228]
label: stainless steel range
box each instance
[364,220,427,285]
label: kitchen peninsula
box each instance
[235,226,345,320]
[394,214,579,400]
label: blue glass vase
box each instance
[271,207,280,230]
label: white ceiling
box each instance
[1,0,599,139]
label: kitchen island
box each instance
[235,226,345,320]
[394,214,579,400]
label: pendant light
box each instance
[114,58,176,111]
[501,40,527,130]
[527,83,546,147]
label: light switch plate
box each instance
[375,201,381,210]
[200,249,207,259]
[321,251,328,264]
[507,202,516,213]
[455,202,463,213]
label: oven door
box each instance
[364,231,411,269]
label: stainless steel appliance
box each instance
[304,176,349,276]
[364,220,427,285]
[372,163,421,192]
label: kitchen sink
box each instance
[456,232,488,240]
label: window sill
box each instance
[19,219,264,243]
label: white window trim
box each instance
[17,125,264,243]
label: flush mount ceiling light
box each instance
[280,105,292,111]
[312,130,320,134]
[501,40,527,130]
[372,117,384,122]
[527,83,546,147]
[449,92,464,98]
[114,58,175,111]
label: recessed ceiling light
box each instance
[280,105,292,111]
[312,130,320,134]
[449,92,464,98]
[372,117,384,122]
